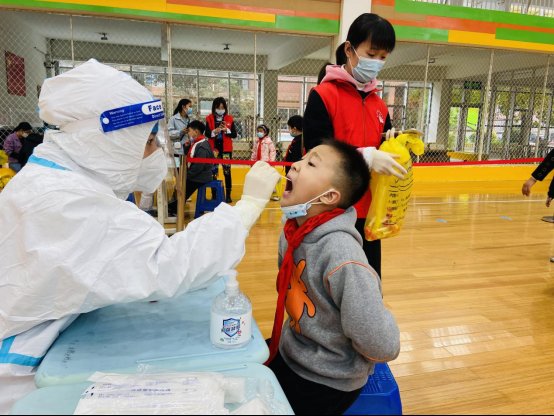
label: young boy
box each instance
[185,120,215,200]
[266,139,400,415]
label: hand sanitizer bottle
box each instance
[210,270,252,349]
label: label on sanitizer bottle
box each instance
[210,311,252,348]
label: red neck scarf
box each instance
[256,137,264,161]
[187,135,205,157]
[264,208,345,365]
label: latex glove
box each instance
[359,147,407,179]
[234,161,280,230]
[522,177,537,196]
[242,161,280,201]
[382,127,424,139]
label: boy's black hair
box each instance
[347,13,395,52]
[188,120,206,133]
[14,122,32,132]
[320,138,370,209]
[287,115,303,131]
[211,97,228,115]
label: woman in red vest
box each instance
[205,97,237,203]
[303,13,406,279]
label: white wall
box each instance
[0,13,47,127]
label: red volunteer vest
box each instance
[314,80,388,218]
[206,114,234,153]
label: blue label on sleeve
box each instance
[99,100,165,133]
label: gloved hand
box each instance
[358,147,407,179]
[234,161,281,230]
[242,161,281,201]
[382,127,424,139]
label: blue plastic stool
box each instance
[195,180,225,218]
[344,363,402,415]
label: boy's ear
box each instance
[320,189,341,206]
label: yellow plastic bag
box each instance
[0,167,16,192]
[364,133,424,241]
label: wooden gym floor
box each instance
[184,180,554,414]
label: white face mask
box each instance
[21,132,30,138]
[215,109,225,116]
[134,148,168,193]
[257,132,265,138]
[281,189,335,219]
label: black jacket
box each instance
[188,140,215,184]
[284,134,303,174]
[532,149,554,198]
[18,133,43,167]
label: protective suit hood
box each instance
[38,59,157,196]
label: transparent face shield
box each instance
[142,118,181,226]
[99,98,180,228]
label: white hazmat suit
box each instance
[0,59,280,413]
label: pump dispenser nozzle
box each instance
[224,270,239,295]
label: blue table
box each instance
[13,363,293,415]
[35,279,269,387]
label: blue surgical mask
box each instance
[257,132,265,138]
[187,107,193,116]
[350,48,385,85]
[215,109,225,116]
[281,189,334,220]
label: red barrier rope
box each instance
[187,157,293,167]
[186,157,541,167]
[414,157,543,166]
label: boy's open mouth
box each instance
[285,177,293,192]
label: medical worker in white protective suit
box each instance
[0,59,280,413]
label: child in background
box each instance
[167,120,215,216]
[266,139,400,415]
[185,120,215,200]
[251,124,279,201]
[251,124,276,163]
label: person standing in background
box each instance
[284,115,304,175]
[522,148,554,262]
[303,13,407,279]
[168,98,194,156]
[251,124,276,163]
[251,124,279,201]
[205,97,237,203]
[3,122,32,173]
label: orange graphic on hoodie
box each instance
[285,259,316,334]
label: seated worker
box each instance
[266,139,400,415]
[0,59,280,414]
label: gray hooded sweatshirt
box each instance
[278,207,400,392]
